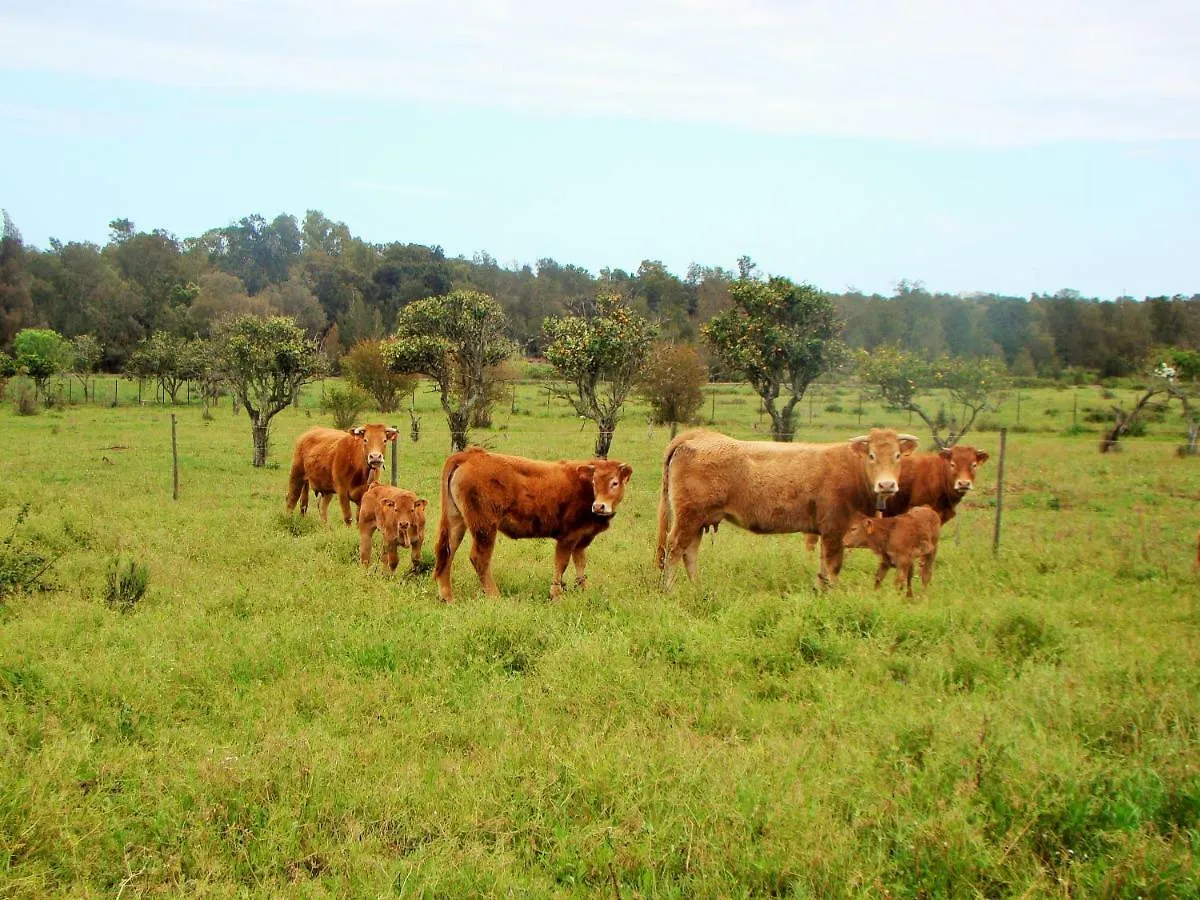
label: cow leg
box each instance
[299,483,310,516]
[434,518,466,602]
[469,529,501,598]
[920,548,937,590]
[286,459,306,514]
[682,536,701,583]
[873,557,890,590]
[663,516,704,590]
[900,562,915,599]
[409,537,424,570]
[551,541,572,600]
[817,537,845,590]
[805,533,820,553]
[359,526,374,567]
[384,539,399,572]
[317,493,332,525]
[338,491,353,527]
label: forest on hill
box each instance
[2,209,1198,377]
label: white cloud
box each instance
[1,0,1198,145]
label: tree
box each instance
[126,332,195,404]
[0,350,15,397]
[638,342,709,437]
[1,211,34,346]
[543,294,657,457]
[12,328,70,395]
[857,346,1009,448]
[216,315,326,466]
[382,290,514,451]
[703,273,846,441]
[69,335,103,401]
[341,339,416,413]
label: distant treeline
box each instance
[2,209,1197,376]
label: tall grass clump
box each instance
[10,378,38,416]
[103,556,149,612]
[0,504,57,601]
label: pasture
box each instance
[1,378,1198,897]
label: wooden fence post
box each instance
[171,414,180,501]
[992,427,1007,556]
[391,438,397,487]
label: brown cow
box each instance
[804,444,989,551]
[433,447,633,602]
[286,424,398,525]
[358,483,428,571]
[656,428,919,590]
[843,505,941,598]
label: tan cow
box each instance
[286,424,398,525]
[358,482,428,571]
[656,428,919,590]
[843,505,941,598]
[433,447,633,602]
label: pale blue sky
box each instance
[2,0,1198,298]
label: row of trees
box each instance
[4,210,1199,379]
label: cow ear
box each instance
[975,450,990,464]
[385,427,399,441]
[618,463,633,482]
[939,447,953,461]
[413,499,428,511]
[350,426,365,437]
[897,434,920,454]
[848,436,870,455]
[576,464,596,483]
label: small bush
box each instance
[320,384,371,430]
[104,557,149,612]
[10,379,38,416]
[824,403,844,413]
[0,505,57,601]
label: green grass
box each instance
[1,381,1198,896]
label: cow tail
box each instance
[655,435,685,569]
[433,453,462,580]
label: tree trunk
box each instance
[251,414,271,467]
[768,406,796,442]
[669,420,678,439]
[594,417,616,459]
[448,409,469,452]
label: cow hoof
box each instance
[574,576,587,590]
[550,582,564,600]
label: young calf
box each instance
[842,505,941,598]
[358,483,428,572]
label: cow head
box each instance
[579,460,634,517]
[842,514,878,549]
[369,485,428,549]
[848,429,919,496]
[938,445,989,495]
[350,424,399,472]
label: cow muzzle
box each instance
[874,479,898,495]
[367,454,384,468]
[592,502,613,516]
[955,480,973,492]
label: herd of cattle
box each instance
[284,424,991,601]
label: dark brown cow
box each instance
[843,505,941,598]
[358,483,428,571]
[804,444,989,551]
[433,447,633,602]
[656,428,919,590]
[286,424,398,525]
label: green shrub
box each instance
[824,403,844,413]
[0,505,56,601]
[104,557,149,612]
[320,384,371,430]
[10,379,38,416]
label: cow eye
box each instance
[893,452,900,461]
[868,451,876,461]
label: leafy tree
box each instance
[341,339,416,413]
[638,342,709,437]
[126,331,195,404]
[543,295,657,457]
[703,273,846,441]
[0,350,15,397]
[12,328,70,394]
[857,346,1009,448]
[69,334,103,401]
[216,315,326,466]
[383,290,514,451]
[1,211,34,346]
[188,271,270,336]
[259,278,325,337]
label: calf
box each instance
[286,424,398,525]
[433,447,633,602]
[842,505,941,598]
[358,483,428,572]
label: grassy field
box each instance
[1,378,1198,897]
